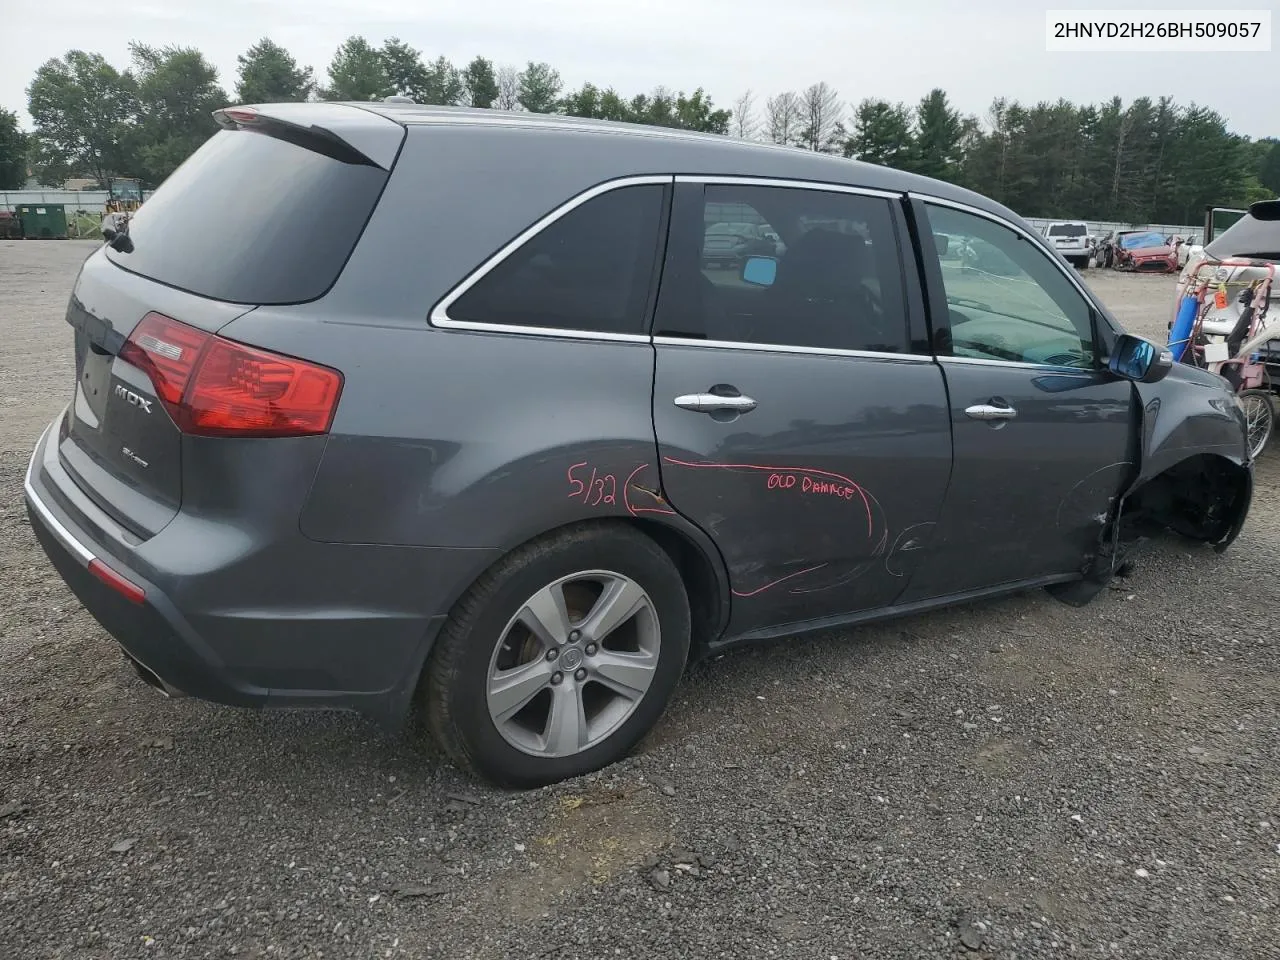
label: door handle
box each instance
[964,402,1017,421]
[674,393,758,414]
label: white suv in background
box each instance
[1043,221,1092,268]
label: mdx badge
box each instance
[121,446,149,469]
[113,383,153,414]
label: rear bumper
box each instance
[24,412,499,726]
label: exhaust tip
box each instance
[121,649,186,699]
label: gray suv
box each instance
[24,102,1253,787]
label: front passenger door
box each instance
[899,200,1137,602]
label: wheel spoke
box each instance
[488,658,553,722]
[543,684,587,756]
[590,648,658,701]
[486,569,662,759]
[581,577,648,643]
[516,582,573,647]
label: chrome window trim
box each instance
[675,175,903,200]
[938,355,1103,374]
[652,335,930,363]
[429,174,673,341]
[429,173,916,350]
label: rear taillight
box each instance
[88,558,146,604]
[119,312,343,438]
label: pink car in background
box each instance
[1111,230,1179,273]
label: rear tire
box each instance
[421,522,691,788]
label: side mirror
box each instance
[1109,334,1172,383]
[102,227,116,242]
[741,256,777,287]
[933,234,949,256]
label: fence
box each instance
[2,189,111,211]
[1024,217,1202,241]
[1,191,114,240]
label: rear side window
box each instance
[655,183,909,353]
[445,184,666,336]
[105,129,390,305]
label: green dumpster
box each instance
[16,204,68,240]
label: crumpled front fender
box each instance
[1120,375,1252,548]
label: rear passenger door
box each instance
[650,179,954,636]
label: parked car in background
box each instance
[702,221,776,269]
[1111,230,1179,273]
[1176,199,1280,343]
[1043,220,1092,268]
[23,101,1254,788]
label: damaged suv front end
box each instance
[1051,337,1252,606]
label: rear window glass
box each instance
[105,129,390,305]
[1206,203,1280,260]
[1047,223,1087,237]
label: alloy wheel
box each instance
[485,570,661,758]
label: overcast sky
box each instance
[2,0,1275,138]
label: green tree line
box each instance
[3,35,1276,226]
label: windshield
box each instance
[1119,231,1165,249]
[1048,223,1087,237]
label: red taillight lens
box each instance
[120,313,343,438]
[185,338,343,436]
[119,312,206,406]
[89,559,146,604]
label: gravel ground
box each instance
[1,241,1277,960]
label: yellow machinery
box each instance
[104,178,143,216]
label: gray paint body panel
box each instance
[899,362,1136,600]
[23,105,1253,727]
[651,345,952,635]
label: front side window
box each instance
[926,204,1098,368]
[446,183,665,335]
[656,183,909,353]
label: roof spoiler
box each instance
[211,104,403,171]
[1248,199,1280,221]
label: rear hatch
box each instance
[1046,223,1088,253]
[58,105,402,539]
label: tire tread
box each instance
[421,521,685,784]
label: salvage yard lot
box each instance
[1,240,1277,959]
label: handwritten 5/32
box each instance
[567,462,617,507]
